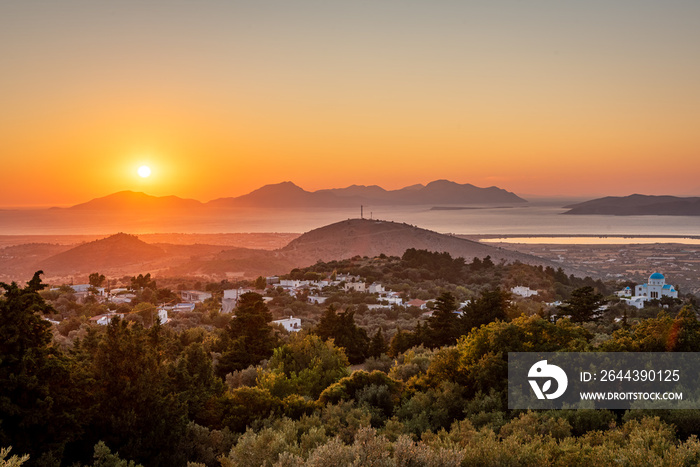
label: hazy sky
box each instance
[2,1,699,206]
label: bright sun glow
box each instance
[137,165,151,178]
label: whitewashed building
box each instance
[616,286,633,298]
[110,294,136,304]
[511,286,538,298]
[634,273,678,300]
[173,303,196,312]
[157,308,170,324]
[406,299,428,310]
[70,284,106,295]
[90,313,125,326]
[279,280,308,288]
[344,282,368,293]
[379,293,404,306]
[272,316,302,332]
[180,290,212,303]
[624,297,647,309]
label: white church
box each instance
[617,272,678,309]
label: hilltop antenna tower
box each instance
[361,205,363,219]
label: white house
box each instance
[511,286,538,298]
[110,294,135,304]
[223,288,256,301]
[221,288,253,314]
[624,297,647,309]
[308,296,328,305]
[180,290,212,303]
[379,293,404,306]
[406,299,428,310]
[616,286,633,298]
[70,284,106,295]
[344,282,368,293]
[173,303,196,312]
[336,274,361,283]
[634,273,678,300]
[280,280,308,288]
[221,288,266,313]
[157,308,170,324]
[272,316,302,332]
[90,313,124,326]
[369,283,385,294]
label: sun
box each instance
[137,165,151,178]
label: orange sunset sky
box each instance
[2,1,699,207]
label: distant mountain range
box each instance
[59,180,526,211]
[564,195,700,216]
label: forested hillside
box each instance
[1,254,699,465]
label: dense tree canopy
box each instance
[1,265,698,465]
[216,292,277,377]
[0,272,83,464]
[314,305,369,364]
[461,287,511,331]
[257,333,349,399]
[558,286,605,322]
[88,273,106,288]
[425,292,461,348]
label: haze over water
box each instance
[3,199,700,241]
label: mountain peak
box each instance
[280,218,553,268]
[68,191,202,210]
[36,233,166,275]
[249,181,307,194]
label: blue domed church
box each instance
[634,272,678,300]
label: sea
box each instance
[2,199,700,244]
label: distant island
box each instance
[563,194,700,216]
[430,206,518,211]
[60,179,527,211]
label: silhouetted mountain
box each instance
[276,218,558,269]
[37,233,166,275]
[564,195,700,216]
[208,180,526,208]
[397,183,425,192]
[63,191,203,211]
[208,181,352,208]
[396,180,525,205]
[317,184,389,199]
[167,218,572,277]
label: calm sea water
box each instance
[2,199,700,240]
[482,237,700,245]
